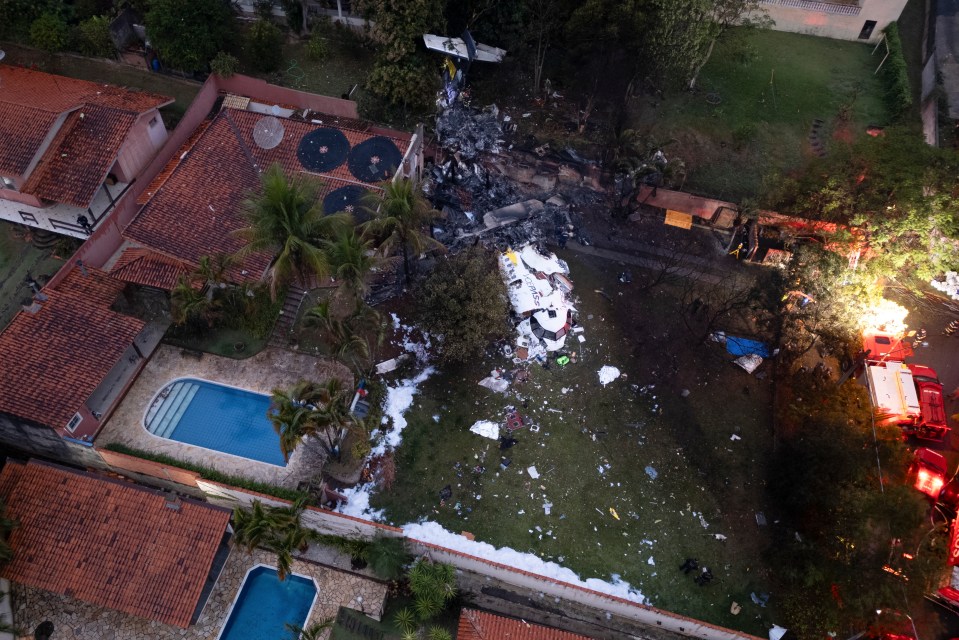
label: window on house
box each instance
[19,212,38,224]
[859,20,877,39]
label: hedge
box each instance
[881,23,912,120]
[102,442,308,503]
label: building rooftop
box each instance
[457,609,593,640]
[0,65,172,206]
[0,460,231,628]
[0,266,144,431]
[122,105,410,284]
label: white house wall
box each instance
[760,0,908,43]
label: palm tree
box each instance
[232,498,316,580]
[236,163,352,299]
[361,179,444,285]
[195,253,234,301]
[170,275,219,329]
[304,300,379,374]
[269,380,327,462]
[285,618,334,640]
[324,228,383,305]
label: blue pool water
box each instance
[145,378,285,466]
[219,566,317,640]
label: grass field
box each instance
[367,252,780,634]
[629,29,890,201]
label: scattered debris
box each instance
[610,507,620,520]
[470,420,500,440]
[755,512,768,526]
[598,366,621,386]
[734,354,763,374]
[478,370,510,393]
[527,465,540,479]
[644,466,658,480]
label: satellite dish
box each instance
[252,116,285,150]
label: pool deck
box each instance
[11,543,388,640]
[96,344,352,489]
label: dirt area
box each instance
[0,222,68,328]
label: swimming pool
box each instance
[145,378,286,466]
[218,565,317,640]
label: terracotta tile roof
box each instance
[0,66,172,114]
[125,108,404,282]
[0,267,144,430]
[0,103,60,176]
[457,609,594,640]
[136,119,213,205]
[21,106,137,208]
[110,247,190,290]
[0,460,230,628]
[0,66,172,204]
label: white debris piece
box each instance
[730,434,741,441]
[714,534,728,541]
[644,466,658,480]
[598,366,621,386]
[647,557,655,566]
[544,502,552,515]
[527,466,540,479]
[769,626,789,640]
[478,374,510,393]
[734,354,763,373]
[469,420,500,440]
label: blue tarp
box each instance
[725,335,771,358]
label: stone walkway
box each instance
[11,544,388,640]
[96,344,351,488]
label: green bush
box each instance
[76,16,115,57]
[880,23,912,120]
[210,51,239,77]
[102,443,308,502]
[245,19,284,73]
[30,12,70,52]
[307,32,328,60]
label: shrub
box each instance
[210,51,239,77]
[245,19,284,73]
[30,12,70,52]
[146,0,235,72]
[880,23,912,120]
[307,32,327,61]
[76,16,115,57]
[101,443,308,502]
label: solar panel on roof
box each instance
[347,136,402,183]
[252,116,285,149]
[323,185,370,222]
[296,127,350,172]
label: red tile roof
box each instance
[0,103,60,176]
[0,267,144,430]
[0,460,231,628]
[110,247,190,290]
[124,107,405,284]
[123,112,269,282]
[21,106,137,208]
[457,609,594,640]
[0,66,172,205]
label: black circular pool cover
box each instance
[347,136,403,183]
[323,185,371,222]
[296,128,350,172]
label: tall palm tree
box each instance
[361,179,444,284]
[269,380,326,462]
[236,163,352,300]
[304,300,378,374]
[324,228,383,305]
[232,497,316,581]
[171,275,219,329]
[195,252,235,301]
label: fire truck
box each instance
[865,360,949,442]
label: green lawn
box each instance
[368,253,779,634]
[0,222,67,328]
[630,28,889,201]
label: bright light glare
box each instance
[915,468,945,497]
[859,299,909,334]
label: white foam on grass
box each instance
[376,366,436,454]
[403,521,648,604]
[338,484,385,520]
[598,366,621,386]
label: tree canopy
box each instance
[415,247,510,363]
[146,0,235,72]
